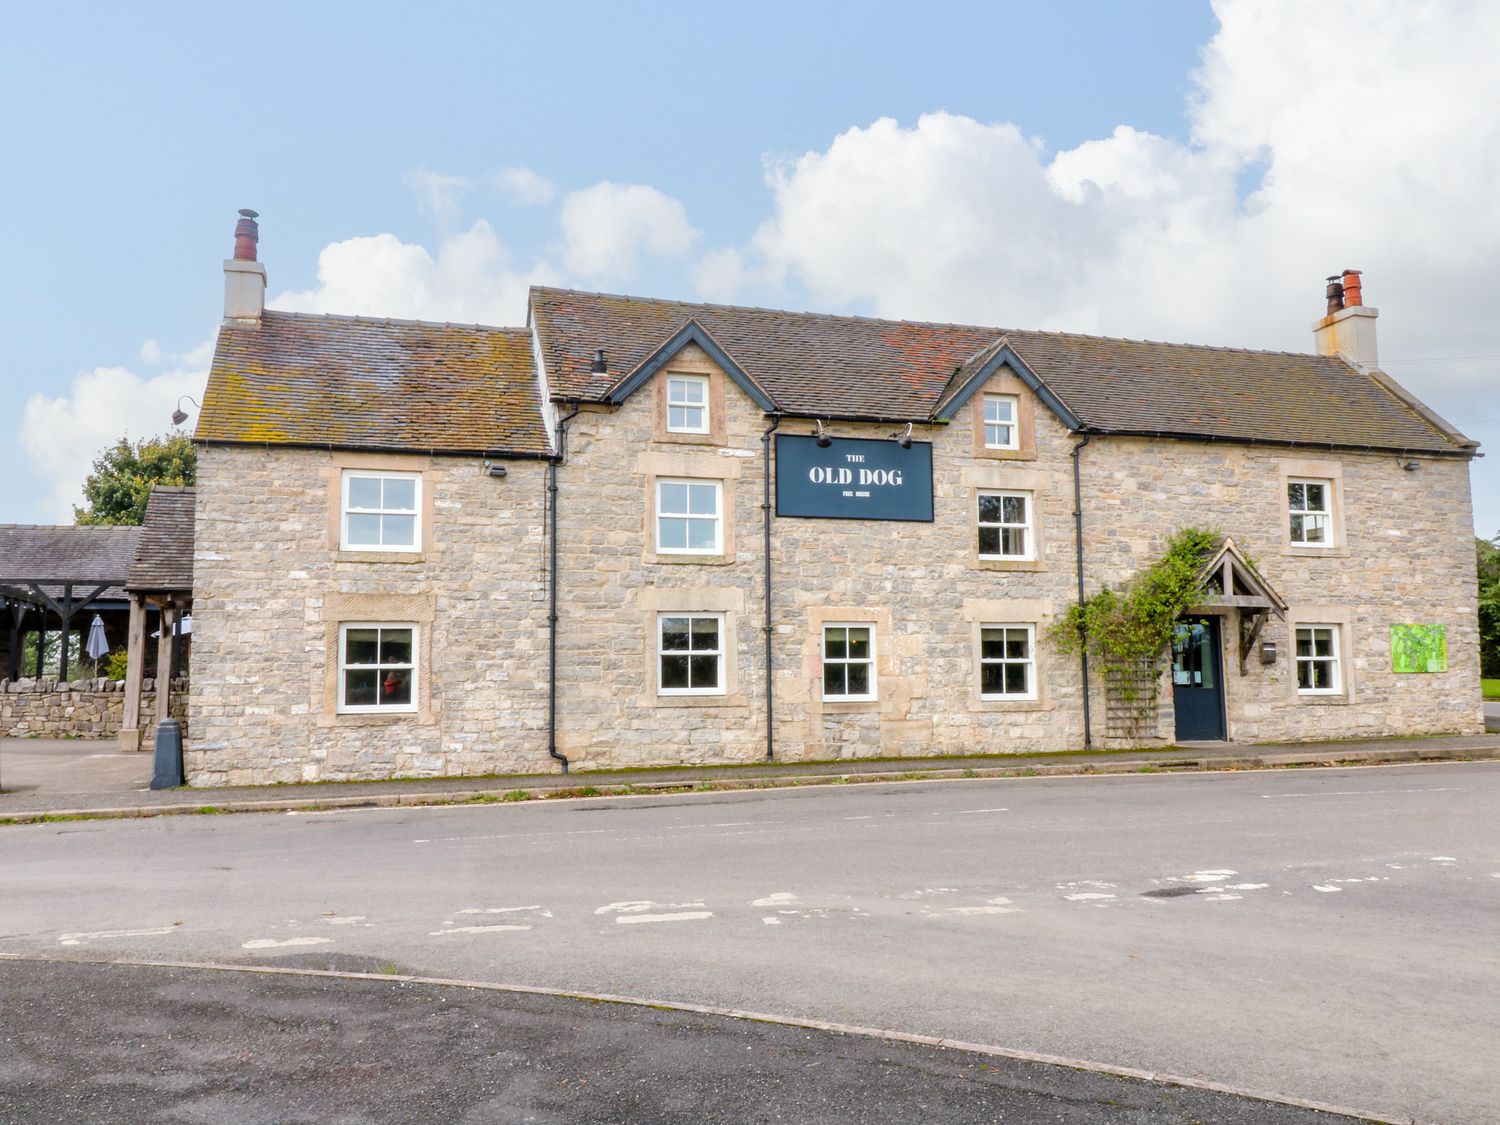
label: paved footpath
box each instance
[3,730,1498,821]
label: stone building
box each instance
[187,215,1484,785]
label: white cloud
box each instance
[406,168,474,226]
[497,166,555,206]
[139,338,161,364]
[272,221,556,325]
[22,355,210,522]
[559,182,698,279]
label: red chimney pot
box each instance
[1340,269,1363,307]
[233,208,260,262]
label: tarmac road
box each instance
[0,959,1350,1124]
[3,762,1498,1122]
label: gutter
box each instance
[546,402,583,774]
[761,414,781,760]
[1072,432,1094,750]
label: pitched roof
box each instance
[127,486,195,593]
[198,311,551,457]
[530,287,1475,456]
[0,524,142,601]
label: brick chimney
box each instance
[1312,268,1377,370]
[223,209,266,324]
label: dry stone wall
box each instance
[2,677,185,739]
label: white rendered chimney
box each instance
[223,208,266,323]
[1312,268,1377,370]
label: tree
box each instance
[1479,533,1500,679]
[73,433,196,526]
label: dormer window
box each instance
[666,375,709,434]
[982,394,1019,450]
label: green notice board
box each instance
[1391,624,1447,673]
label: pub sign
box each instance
[775,434,934,521]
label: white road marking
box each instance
[1430,856,1458,862]
[950,808,1009,815]
[616,912,714,925]
[323,915,367,925]
[1063,893,1116,901]
[1200,894,1243,901]
[667,821,759,830]
[1057,880,1117,891]
[1312,885,1341,893]
[59,926,177,947]
[458,906,543,914]
[241,937,333,949]
[752,892,798,907]
[762,917,781,925]
[946,896,1021,915]
[842,816,873,820]
[1225,884,1269,891]
[1260,787,1461,799]
[429,925,531,935]
[413,828,621,845]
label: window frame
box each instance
[1288,478,1335,549]
[1294,624,1342,695]
[340,470,422,553]
[821,623,877,702]
[337,622,418,714]
[655,477,724,556]
[979,623,1037,701]
[665,374,711,435]
[977,490,1034,561]
[982,394,1020,451]
[657,613,726,696]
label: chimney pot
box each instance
[590,348,608,373]
[1325,275,1345,316]
[1340,268,1363,307]
[233,208,260,262]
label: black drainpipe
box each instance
[1071,431,1094,750]
[547,401,582,774]
[761,414,781,760]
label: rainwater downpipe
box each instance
[761,414,781,760]
[1071,431,1094,750]
[547,401,582,774]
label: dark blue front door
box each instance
[1172,617,1226,741]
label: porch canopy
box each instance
[0,524,142,682]
[1192,537,1289,675]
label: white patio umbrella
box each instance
[85,614,108,675]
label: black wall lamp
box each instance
[483,460,508,478]
[171,395,201,426]
[814,419,832,447]
[890,422,914,449]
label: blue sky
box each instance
[3,1,1495,538]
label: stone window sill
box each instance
[654,432,725,447]
[1283,545,1349,559]
[976,558,1045,573]
[337,551,428,565]
[650,554,735,566]
[971,698,1054,713]
[645,693,750,709]
[1295,694,1351,706]
[819,699,880,714]
[972,447,1037,462]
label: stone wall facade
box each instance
[186,346,1484,784]
[2,677,186,739]
[187,445,550,786]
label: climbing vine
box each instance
[1050,527,1221,715]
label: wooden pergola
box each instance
[118,487,195,752]
[0,525,142,684]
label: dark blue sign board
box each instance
[776,434,934,521]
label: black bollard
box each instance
[150,718,185,789]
